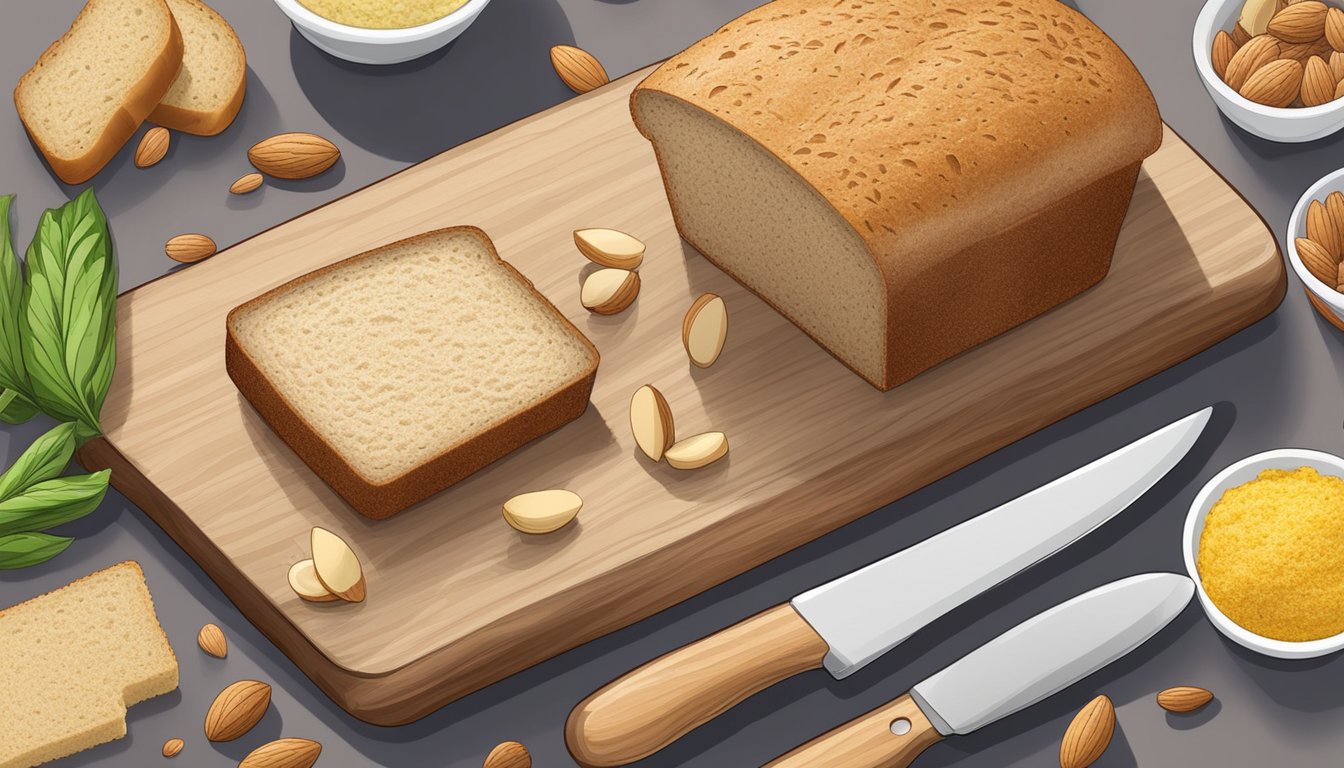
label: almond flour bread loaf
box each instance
[226,227,600,520]
[632,0,1161,390]
[150,0,246,135]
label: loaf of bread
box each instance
[150,0,246,135]
[14,0,183,184]
[0,562,178,768]
[226,227,600,520]
[632,0,1161,390]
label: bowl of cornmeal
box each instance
[273,0,493,65]
[1185,449,1344,659]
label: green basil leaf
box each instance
[0,469,108,537]
[0,388,38,424]
[0,531,72,569]
[21,189,117,439]
[0,422,77,502]
[0,195,31,401]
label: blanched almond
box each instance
[165,233,216,263]
[574,228,645,269]
[239,737,322,768]
[503,489,582,534]
[1240,0,1278,36]
[581,269,640,314]
[664,432,729,470]
[683,293,729,368]
[630,384,675,462]
[204,680,271,742]
[311,527,365,602]
[197,623,227,658]
[288,559,339,602]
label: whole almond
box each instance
[1269,0,1329,43]
[1212,30,1241,79]
[1302,55,1336,105]
[239,738,322,768]
[162,738,184,758]
[1297,236,1338,284]
[664,431,729,470]
[1059,695,1115,768]
[581,268,640,314]
[550,45,609,93]
[165,233,217,263]
[484,741,532,768]
[1332,50,1344,80]
[1336,77,1344,99]
[630,384,676,462]
[230,172,264,195]
[683,293,729,368]
[1336,260,1344,290]
[135,127,170,168]
[1157,686,1214,713]
[1233,21,1254,45]
[204,680,271,741]
[1241,0,1279,36]
[197,623,227,658]
[1223,35,1281,89]
[1327,6,1344,51]
[574,228,645,269]
[248,132,340,180]
[1239,58,1304,107]
[502,489,582,535]
[1326,192,1344,245]
[1280,36,1335,62]
[1307,198,1342,258]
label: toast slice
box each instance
[149,0,246,135]
[226,227,601,519]
[14,0,183,184]
[0,562,179,768]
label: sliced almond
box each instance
[1298,236,1338,284]
[484,741,532,768]
[288,559,339,602]
[574,228,645,269]
[239,737,323,768]
[630,384,675,462]
[664,431,729,470]
[1223,35,1281,90]
[197,623,228,658]
[683,293,729,368]
[1059,695,1115,768]
[231,172,264,195]
[1240,0,1279,36]
[162,738,184,758]
[581,268,640,314]
[165,233,217,263]
[550,45,609,93]
[204,680,271,742]
[1156,686,1214,713]
[248,132,341,180]
[311,527,365,602]
[135,127,170,168]
[1307,198,1342,258]
[502,489,582,534]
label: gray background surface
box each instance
[0,0,1339,765]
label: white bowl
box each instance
[1287,168,1344,327]
[1193,0,1344,142]
[273,0,492,65]
[1183,448,1344,659]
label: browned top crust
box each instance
[633,0,1161,263]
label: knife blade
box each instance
[565,409,1210,767]
[765,573,1195,768]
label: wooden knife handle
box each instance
[566,603,829,767]
[763,693,944,768]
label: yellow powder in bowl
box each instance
[1198,466,1344,642]
[298,0,470,29]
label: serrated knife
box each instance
[765,572,1195,767]
[565,408,1211,767]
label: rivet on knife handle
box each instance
[763,693,943,768]
[566,604,828,767]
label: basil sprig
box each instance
[0,422,109,568]
[0,195,39,425]
[0,532,74,570]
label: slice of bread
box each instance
[0,562,179,768]
[14,0,184,184]
[226,227,601,520]
[149,0,245,135]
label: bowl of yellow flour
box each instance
[1185,449,1344,659]
[273,0,493,64]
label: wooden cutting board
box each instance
[77,65,1285,726]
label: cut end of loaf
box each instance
[150,0,246,135]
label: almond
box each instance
[204,680,271,742]
[630,384,676,462]
[231,172,264,195]
[1280,36,1335,62]
[162,738,184,758]
[197,623,227,658]
[581,268,640,314]
[550,45,609,94]
[1157,686,1214,713]
[574,228,645,269]
[1059,695,1115,768]
[135,127,170,168]
[502,489,582,534]
[1328,6,1344,50]
[239,738,322,768]
[165,233,217,263]
[664,431,729,470]
[311,527,365,602]
[683,293,729,368]
[1233,21,1254,45]
[1239,58,1304,107]
[1223,35,1281,89]
[1241,0,1279,36]
[248,132,341,180]
[1336,77,1344,99]
[1307,198,1343,257]
[288,559,339,602]
[1297,236,1338,284]
[1302,55,1336,105]
[1331,50,1344,80]
[484,741,532,768]
[1327,191,1344,244]
[1212,30,1240,79]
[1337,258,1344,289]
[1269,0,1329,43]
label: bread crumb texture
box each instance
[297,0,469,29]
[228,229,595,484]
[1198,466,1344,642]
[160,0,244,110]
[0,562,178,768]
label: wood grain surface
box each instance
[763,693,944,768]
[76,65,1285,725]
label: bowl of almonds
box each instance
[1289,168,1344,325]
[1195,0,1344,141]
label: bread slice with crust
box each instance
[150,0,246,135]
[14,0,183,184]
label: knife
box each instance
[565,408,1210,767]
[765,572,1195,767]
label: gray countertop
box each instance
[2,0,1342,765]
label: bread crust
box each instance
[148,0,247,135]
[13,0,184,185]
[224,227,601,520]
